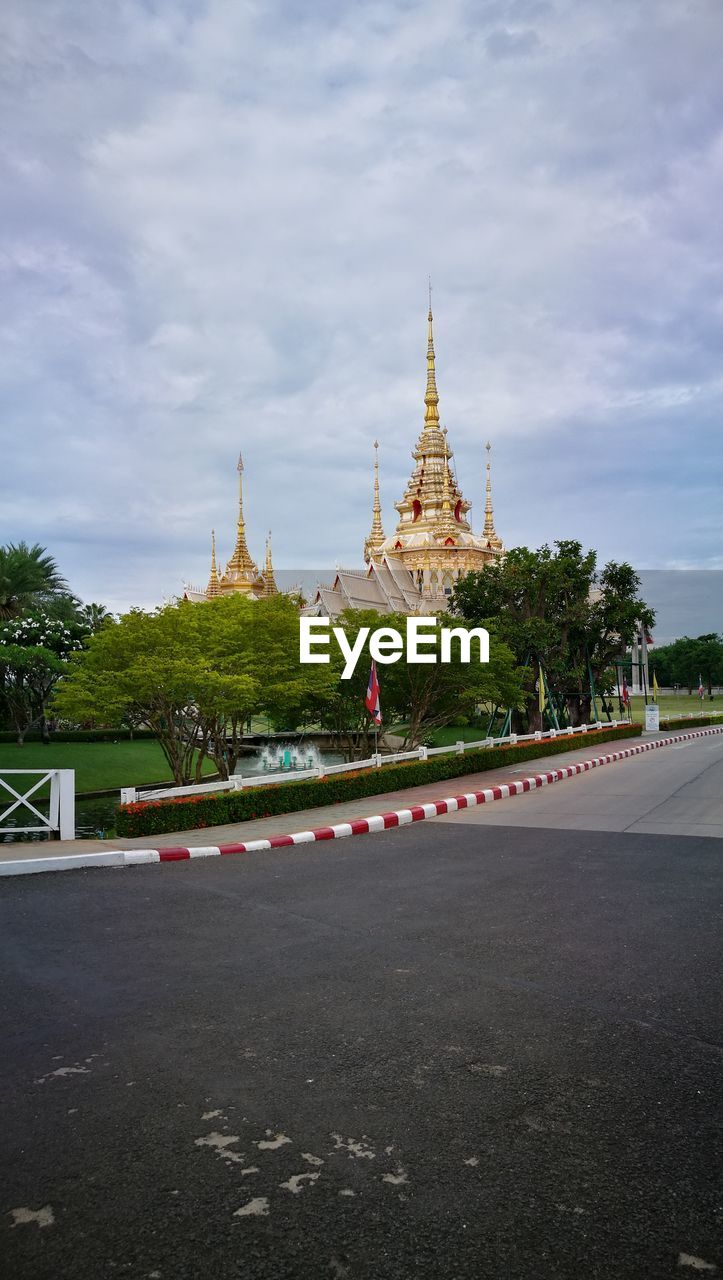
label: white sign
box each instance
[644,703,660,732]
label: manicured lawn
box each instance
[628,694,723,722]
[0,740,216,795]
[425,696,723,746]
[425,725,491,746]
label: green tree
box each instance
[650,634,723,694]
[53,595,327,784]
[0,542,69,620]
[452,541,654,728]
[308,609,523,754]
[0,611,90,744]
[78,602,114,632]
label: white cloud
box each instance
[1,0,722,610]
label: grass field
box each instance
[628,694,723,722]
[0,740,216,795]
[425,695,723,747]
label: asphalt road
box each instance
[432,729,723,837]
[1,819,721,1279]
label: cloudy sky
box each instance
[2,0,722,611]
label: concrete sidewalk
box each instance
[0,728,684,865]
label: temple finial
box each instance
[225,450,259,580]
[424,293,440,428]
[263,529,278,595]
[483,441,497,539]
[364,439,386,564]
[206,529,221,598]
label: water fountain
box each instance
[258,741,325,773]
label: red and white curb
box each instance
[2,725,722,877]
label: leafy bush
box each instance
[659,714,723,730]
[0,728,156,743]
[116,723,642,838]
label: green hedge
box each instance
[659,714,723,730]
[0,728,157,743]
[116,723,642,838]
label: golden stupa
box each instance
[366,302,503,593]
[183,454,277,602]
[307,300,505,617]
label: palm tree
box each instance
[80,601,112,631]
[0,542,68,620]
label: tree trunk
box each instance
[567,695,586,727]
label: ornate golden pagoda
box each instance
[371,303,504,597]
[482,441,503,553]
[183,454,275,602]
[363,440,386,564]
[261,531,278,596]
[205,530,221,598]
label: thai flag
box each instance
[698,673,704,698]
[365,660,382,726]
[622,675,630,706]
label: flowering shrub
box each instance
[116,723,642,838]
[0,611,89,658]
[0,610,92,743]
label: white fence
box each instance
[120,720,632,806]
[0,770,75,841]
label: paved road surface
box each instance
[432,729,723,836]
[1,752,722,1278]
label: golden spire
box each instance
[263,530,278,595]
[224,452,258,579]
[206,529,221,598]
[424,283,440,428]
[364,440,386,563]
[483,441,497,539]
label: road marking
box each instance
[279,1171,320,1194]
[255,1130,292,1150]
[330,1133,376,1159]
[233,1197,269,1218]
[35,1064,90,1085]
[194,1131,245,1163]
[9,1206,55,1229]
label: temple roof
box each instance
[303,557,423,618]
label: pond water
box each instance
[1,746,345,842]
